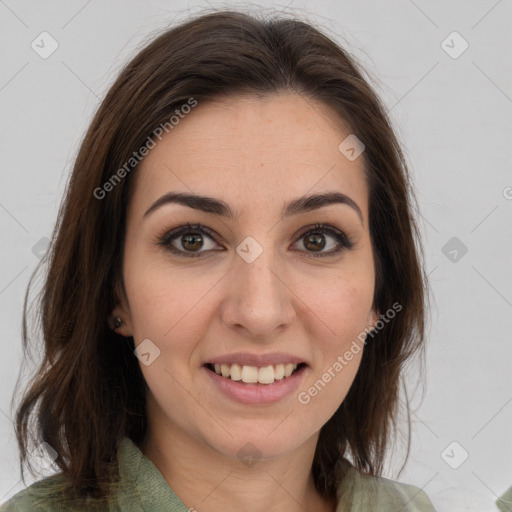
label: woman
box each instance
[1,9,436,512]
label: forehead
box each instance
[129,93,369,221]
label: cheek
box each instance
[123,245,198,333]
[293,263,374,399]
[123,250,220,377]
[295,282,369,424]
[295,265,375,344]
[334,284,374,341]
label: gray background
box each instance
[1,1,511,510]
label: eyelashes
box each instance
[156,222,355,259]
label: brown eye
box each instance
[294,223,354,257]
[158,223,220,257]
[158,222,354,259]
[180,233,205,252]
[303,233,326,252]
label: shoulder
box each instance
[1,473,66,511]
[0,473,110,512]
[362,474,436,511]
[497,485,512,511]
[338,462,437,511]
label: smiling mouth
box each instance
[204,362,306,385]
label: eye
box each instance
[157,222,221,258]
[157,222,354,258]
[292,222,355,258]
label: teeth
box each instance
[211,363,299,384]
[284,363,295,377]
[258,365,274,384]
[230,363,242,381]
[274,364,285,380]
[241,365,258,383]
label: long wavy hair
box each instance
[13,8,429,505]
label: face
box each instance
[115,93,378,461]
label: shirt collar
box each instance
[116,436,356,511]
[116,437,190,511]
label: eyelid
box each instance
[156,222,219,246]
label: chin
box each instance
[200,421,315,462]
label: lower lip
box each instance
[203,365,307,405]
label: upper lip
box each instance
[205,352,307,367]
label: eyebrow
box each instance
[143,191,363,224]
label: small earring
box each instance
[113,317,122,330]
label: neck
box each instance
[139,403,337,512]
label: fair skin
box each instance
[114,93,378,512]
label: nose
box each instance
[220,245,296,342]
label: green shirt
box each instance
[497,485,512,512]
[0,437,437,511]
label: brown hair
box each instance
[14,8,429,504]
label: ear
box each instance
[109,279,133,337]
